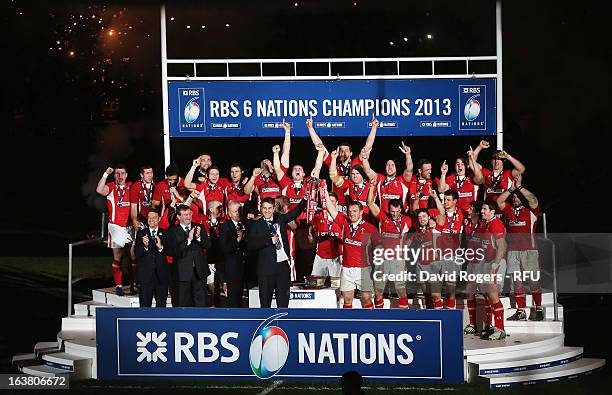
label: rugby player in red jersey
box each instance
[151,164,189,230]
[360,141,413,213]
[406,157,436,213]
[185,158,230,213]
[438,155,478,214]
[224,163,251,209]
[324,189,380,309]
[308,192,343,289]
[367,177,412,309]
[462,200,486,335]
[244,159,281,207]
[497,173,543,321]
[480,199,508,340]
[329,148,373,219]
[406,207,439,309]
[307,115,379,211]
[192,152,213,185]
[471,140,526,201]
[429,188,463,309]
[129,165,156,294]
[96,165,133,296]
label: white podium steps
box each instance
[42,352,93,380]
[61,316,95,331]
[92,287,172,307]
[13,336,96,380]
[21,364,71,378]
[477,358,606,388]
[468,346,583,380]
[74,300,108,316]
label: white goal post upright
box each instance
[160,1,504,168]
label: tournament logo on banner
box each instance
[178,88,206,132]
[97,308,464,383]
[459,85,486,131]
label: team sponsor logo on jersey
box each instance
[345,238,363,247]
[458,191,473,198]
[382,193,401,199]
[459,85,486,130]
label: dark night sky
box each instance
[1,0,611,252]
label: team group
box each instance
[96,117,540,340]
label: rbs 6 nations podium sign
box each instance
[96,308,464,383]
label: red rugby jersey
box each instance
[444,173,478,213]
[481,216,507,262]
[434,209,464,253]
[375,174,410,213]
[105,182,132,226]
[481,168,514,201]
[324,155,363,207]
[375,210,412,250]
[502,204,539,251]
[311,210,342,259]
[130,180,156,222]
[334,213,379,268]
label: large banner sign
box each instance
[167,79,496,137]
[97,308,463,383]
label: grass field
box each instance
[0,257,610,394]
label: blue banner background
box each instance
[167,79,496,137]
[97,308,464,383]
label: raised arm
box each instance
[183,158,200,191]
[362,114,379,152]
[468,147,484,185]
[310,143,326,179]
[328,148,345,188]
[429,187,445,226]
[243,167,262,195]
[272,145,284,181]
[511,173,538,209]
[500,150,526,176]
[472,140,490,163]
[280,120,291,169]
[398,141,413,182]
[438,160,449,192]
[96,167,113,196]
[367,177,381,218]
[359,149,377,181]
[323,188,339,220]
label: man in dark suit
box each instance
[248,196,307,308]
[134,209,170,307]
[219,200,247,307]
[162,204,211,307]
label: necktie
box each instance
[151,230,156,239]
[185,225,190,234]
[268,221,282,250]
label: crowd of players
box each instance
[96,117,542,341]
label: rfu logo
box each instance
[136,332,168,362]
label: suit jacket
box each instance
[219,220,247,273]
[163,223,211,282]
[135,227,169,284]
[247,198,307,275]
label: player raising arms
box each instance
[323,188,380,309]
[96,165,133,296]
[471,140,526,201]
[497,173,543,321]
[244,159,281,208]
[329,147,373,219]
[360,141,413,214]
[366,176,412,309]
[438,155,478,214]
[225,163,251,209]
[307,115,379,212]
